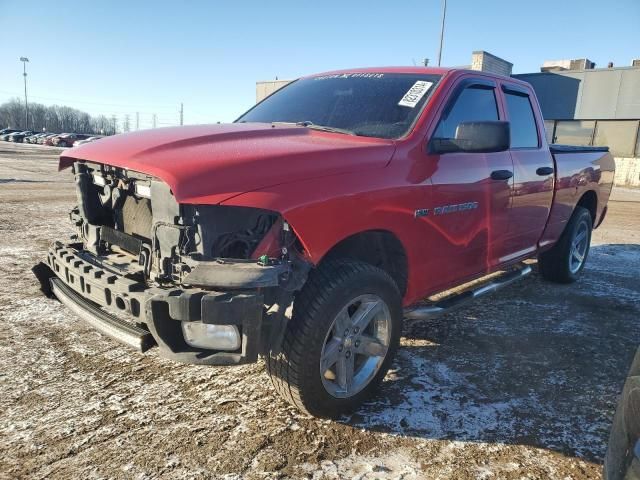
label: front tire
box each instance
[538,206,593,283]
[266,259,402,417]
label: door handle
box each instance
[536,166,555,176]
[490,170,513,181]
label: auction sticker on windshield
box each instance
[398,81,433,108]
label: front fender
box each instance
[221,167,430,305]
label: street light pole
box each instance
[20,57,29,129]
[437,0,447,67]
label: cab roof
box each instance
[303,66,453,78]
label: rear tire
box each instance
[538,206,592,283]
[266,259,402,417]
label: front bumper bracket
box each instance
[50,277,155,352]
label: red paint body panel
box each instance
[539,150,615,249]
[58,67,615,307]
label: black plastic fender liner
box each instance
[50,278,156,352]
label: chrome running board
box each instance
[404,263,532,320]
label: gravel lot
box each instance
[1,141,639,479]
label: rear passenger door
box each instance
[500,83,555,262]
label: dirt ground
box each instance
[1,141,639,479]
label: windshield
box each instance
[236,73,441,139]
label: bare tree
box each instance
[0,98,120,135]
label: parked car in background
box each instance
[0,128,21,137]
[53,133,91,147]
[38,133,58,145]
[1,130,31,141]
[44,134,62,146]
[37,133,52,143]
[11,130,37,143]
[73,135,104,147]
[51,133,72,147]
[24,133,38,143]
[8,131,36,143]
[25,132,47,144]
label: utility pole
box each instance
[152,114,157,129]
[136,112,139,130]
[20,57,29,129]
[111,115,117,135]
[437,0,447,67]
[180,103,184,126]
[123,114,130,132]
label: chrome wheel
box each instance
[569,220,589,274]
[319,294,391,399]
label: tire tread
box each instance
[538,206,592,283]
[266,259,400,416]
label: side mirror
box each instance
[430,121,510,154]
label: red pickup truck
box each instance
[33,67,615,417]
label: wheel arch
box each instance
[576,189,597,225]
[317,230,409,296]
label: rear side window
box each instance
[505,92,539,148]
[433,86,499,140]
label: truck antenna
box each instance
[437,0,447,67]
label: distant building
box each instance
[255,80,292,103]
[541,58,596,72]
[515,61,640,186]
[470,50,513,76]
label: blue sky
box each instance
[0,0,638,126]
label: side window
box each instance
[504,92,539,148]
[433,86,499,140]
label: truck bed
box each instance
[550,144,610,154]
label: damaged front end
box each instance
[34,161,309,365]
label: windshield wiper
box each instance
[297,121,357,136]
[271,121,357,136]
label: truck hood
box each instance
[60,123,395,204]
